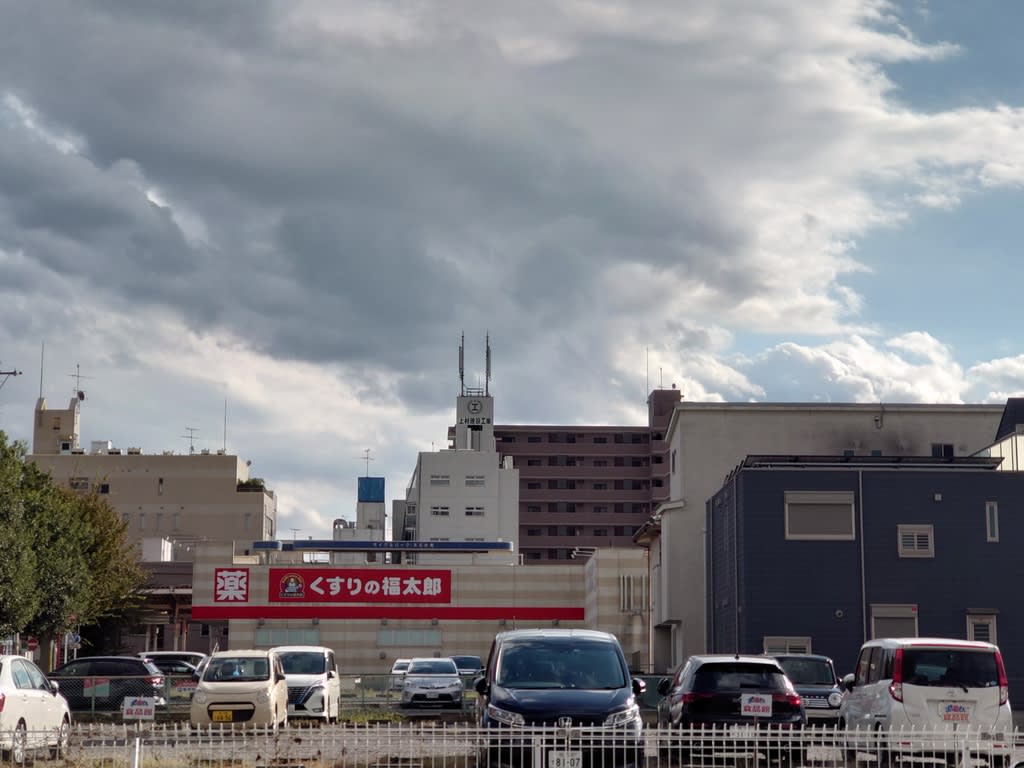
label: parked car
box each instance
[389,658,411,690]
[839,637,1013,766]
[451,654,484,679]
[137,651,208,669]
[146,658,197,676]
[48,656,166,712]
[475,628,645,767]
[0,655,72,763]
[774,653,843,723]
[190,649,289,729]
[272,645,342,723]
[400,657,463,709]
[657,654,805,764]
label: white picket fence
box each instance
[1,723,1022,768]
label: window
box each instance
[527,482,542,490]
[784,491,855,540]
[594,459,608,467]
[594,482,608,490]
[465,475,485,487]
[527,459,542,466]
[671,450,676,473]
[69,476,89,491]
[527,528,543,536]
[158,477,164,496]
[594,528,608,537]
[986,501,999,542]
[429,474,450,486]
[465,506,485,516]
[763,636,812,655]
[871,604,919,638]
[931,443,954,458]
[898,524,934,557]
[594,436,608,444]
[527,436,542,443]
[593,505,608,513]
[98,483,110,494]
[526,505,541,514]
[430,505,450,516]
[967,613,997,644]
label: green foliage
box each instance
[0,430,148,643]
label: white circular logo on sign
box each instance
[468,399,482,414]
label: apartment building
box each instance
[473,387,681,563]
[643,400,1006,674]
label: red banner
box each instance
[268,568,451,603]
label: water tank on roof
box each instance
[358,476,385,503]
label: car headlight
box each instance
[828,692,843,708]
[194,690,207,705]
[487,704,526,726]
[603,704,640,728]
[257,689,270,704]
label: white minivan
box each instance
[839,637,1013,766]
[272,646,342,723]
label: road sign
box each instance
[25,637,38,651]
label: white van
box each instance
[272,645,342,722]
[839,637,1013,765]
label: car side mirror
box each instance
[657,677,671,696]
[841,672,855,692]
[328,670,336,679]
[474,676,489,696]
[49,680,60,695]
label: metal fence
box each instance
[2,723,1022,768]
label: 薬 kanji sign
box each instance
[268,568,451,603]
[213,568,250,603]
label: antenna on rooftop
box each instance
[485,332,491,396]
[459,332,465,395]
[356,448,375,477]
[181,427,200,455]
[68,363,92,401]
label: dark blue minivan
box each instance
[475,628,646,767]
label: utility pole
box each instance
[0,364,22,392]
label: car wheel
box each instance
[7,721,28,765]
[50,716,71,759]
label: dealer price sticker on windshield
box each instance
[549,750,583,768]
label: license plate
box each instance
[940,702,972,721]
[212,710,234,722]
[426,693,439,699]
[730,725,757,738]
[549,750,583,768]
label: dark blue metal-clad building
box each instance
[357,476,385,503]
[707,455,1024,695]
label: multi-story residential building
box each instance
[706,453,1024,692]
[476,387,681,563]
[641,400,1006,674]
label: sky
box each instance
[2,0,1024,540]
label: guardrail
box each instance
[2,722,1021,768]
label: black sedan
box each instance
[48,656,166,712]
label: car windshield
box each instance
[407,659,458,675]
[496,640,627,689]
[452,655,482,670]
[204,657,271,682]
[778,658,836,685]
[279,651,326,675]
[694,663,789,692]
[902,649,999,687]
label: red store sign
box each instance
[268,568,452,603]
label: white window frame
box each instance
[898,524,934,557]
[763,636,812,654]
[430,505,450,517]
[464,506,485,517]
[967,613,997,644]
[429,474,450,486]
[465,475,485,487]
[985,501,999,542]
[784,491,856,540]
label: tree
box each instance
[0,433,40,638]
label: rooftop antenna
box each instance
[459,332,465,395]
[68,362,92,401]
[485,332,491,396]
[181,427,200,455]
[356,448,374,477]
